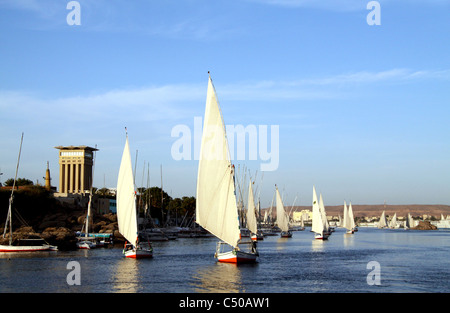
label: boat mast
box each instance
[85,144,97,239]
[2,132,24,245]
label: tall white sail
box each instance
[405,213,413,229]
[196,76,240,248]
[408,213,414,228]
[275,186,289,232]
[348,202,355,229]
[319,194,329,230]
[342,201,348,229]
[246,181,258,235]
[390,213,397,228]
[311,186,324,235]
[117,136,138,248]
[378,210,387,228]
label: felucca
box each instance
[77,148,97,250]
[196,74,258,264]
[311,186,329,240]
[117,131,153,258]
[275,185,292,238]
[246,181,259,242]
[342,201,356,234]
[378,210,388,229]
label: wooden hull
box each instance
[217,250,258,264]
[280,231,292,238]
[124,248,153,259]
[314,232,330,240]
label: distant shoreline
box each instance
[262,204,450,218]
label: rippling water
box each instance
[1,228,449,293]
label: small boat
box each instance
[0,239,56,252]
[77,190,97,249]
[378,210,388,229]
[246,181,259,242]
[123,240,153,259]
[196,74,258,264]
[76,240,96,249]
[311,186,330,240]
[342,201,355,234]
[275,185,292,238]
[1,133,58,253]
[117,131,153,259]
[389,213,400,229]
[404,213,414,230]
[319,193,332,235]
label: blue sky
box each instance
[0,0,449,206]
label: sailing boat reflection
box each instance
[311,239,324,252]
[111,258,140,292]
[192,263,245,292]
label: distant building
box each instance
[293,210,312,222]
[54,145,98,195]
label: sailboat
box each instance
[1,133,57,253]
[349,202,358,232]
[196,74,258,264]
[378,210,388,229]
[76,191,97,249]
[117,131,153,259]
[77,149,97,249]
[389,213,399,229]
[246,181,259,242]
[342,201,356,234]
[275,185,292,238]
[311,186,329,240]
[319,193,333,233]
[404,213,414,230]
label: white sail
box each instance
[196,76,241,248]
[389,213,397,228]
[348,202,355,229]
[246,181,258,235]
[275,186,289,232]
[319,194,329,230]
[117,136,138,248]
[405,213,413,229]
[378,210,387,228]
[408,213,414,228]
[311,186,324,235]
[342,201,348,229]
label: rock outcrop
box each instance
[412,221,438,230]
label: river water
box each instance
[1,227,449,293]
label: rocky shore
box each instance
[0,211,123,250]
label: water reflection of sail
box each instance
[192,263,244,293]
[112,258,140,292]
[343,232,355,248]
[311,239,324,252]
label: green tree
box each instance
[4,177,34,186]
